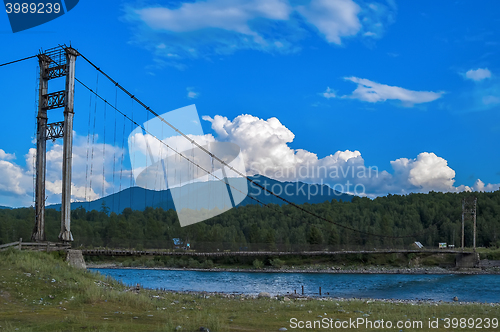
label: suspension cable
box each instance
[0,54,37,67]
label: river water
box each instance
[91,268,500,303]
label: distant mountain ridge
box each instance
[48,175,353,214]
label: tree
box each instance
[308,225,323,245]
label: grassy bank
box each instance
[0,249,499,332]
[85,251,461,271]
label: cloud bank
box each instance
[203,114,499,196]
[125,0,396,58]
[1,114,498,207]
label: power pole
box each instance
[461,196,477,250]
[31,46,78,243]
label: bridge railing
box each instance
[0,238,71,252]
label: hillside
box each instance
[48,175,353,214]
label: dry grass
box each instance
[0,249,498,331]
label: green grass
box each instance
[477,247,500,260]
[1,249,499,331]
[87,252,460,271]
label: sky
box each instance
[0,0,499,208]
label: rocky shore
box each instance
[123,288,500,306]
[86,262,500,275]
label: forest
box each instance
[0,190,499,251]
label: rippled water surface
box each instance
[92,268,500,303]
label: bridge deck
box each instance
[81,249,469,257]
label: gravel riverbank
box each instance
[86,263,500,275]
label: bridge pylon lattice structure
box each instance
[461,196,477,250]
[31,46,78,243]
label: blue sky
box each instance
[0,0,499,207]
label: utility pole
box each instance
[461,196,477,251]
[31,46,78,243]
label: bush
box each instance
[188,258,200,268]
[202,259,214,269]
[270,258,285,268]
[253,259,264,269]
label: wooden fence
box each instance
[0,238,71,252]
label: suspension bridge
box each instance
[0,45,482,268]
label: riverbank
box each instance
[87,262,500,275]
[2,249,499,332]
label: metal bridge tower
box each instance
[31,46,78,243]
[461,196,477,250]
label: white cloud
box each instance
[0,149,15,161]
[187,87,199,99]
[390,152,455,192]
[0,133,129,208]
[343,77,444,106]
[465,68,492,81]
[204,114,498,196]
[321,87,336,99]
[126,0,396,59]
[135,0,291,43]
[296,0,361,44]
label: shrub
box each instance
[270,258,285,268]
[253,259,264,269]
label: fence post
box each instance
[18,238,22,250]
[301,285,304,295]
[319,287,321,296]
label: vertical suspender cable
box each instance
[102,101,107,200]
[88,73,99,211]
[112,87,118,213]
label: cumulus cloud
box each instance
[203,114,499,196]
[0,133,129,208]
[0,149,15,161]
[2,115,498,208]
[342,77,444,106]
[126,0,396,59]
[390,152,455,192]
[465,68,492,81]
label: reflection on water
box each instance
[92,268,500,303]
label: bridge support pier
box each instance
[455,252,480,269]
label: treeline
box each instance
[1,190,499,250]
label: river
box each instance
[91,268,500,303]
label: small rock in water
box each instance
[453,296,458,302]
[258,292,271,298]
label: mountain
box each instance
[48,175,353,214]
